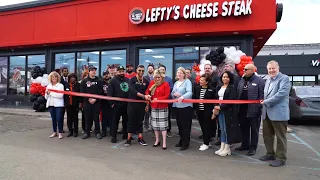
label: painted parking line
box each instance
[307,157,320,162]
[111,140,127,149]
[290,133,320,157]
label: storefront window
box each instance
[77,52,100,80]
[293,76,303,81]
[0,57,8,95]
[139,48,173,78]
[55,53,75,73]
[174,47,199,60]
[101,50,126,76]
[9,56,26,95]
[27,55,45,94]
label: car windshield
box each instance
[295,87,320,98]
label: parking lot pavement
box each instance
[0,114,319,180]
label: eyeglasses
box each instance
[244,68,252,71]
[138,70,145,72]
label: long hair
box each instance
[48,71,61,84]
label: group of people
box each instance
[45,60,291,167]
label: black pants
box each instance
[198,111,216,145]
[239,113,261,149]
[66,105,79,132]
[176,106,193,148]
[167,103,172,132]
[84,102,100,134]
[127,102,145,134]
[101,103,111,133]
[81,109,85,131]
[111,104,128,138]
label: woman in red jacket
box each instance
[145,69,170,150]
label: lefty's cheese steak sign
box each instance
[129,0,252,25]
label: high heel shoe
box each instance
[162,146,167,150]
[153,142,160,147]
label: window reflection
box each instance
[9,56,26,95]
[139,48,173,78]
[174,47,199,60]
[77,52,100,81]
[0,57,8,95]
[55,53,75,73]
[101,50,126,76]
[27,55,45,95]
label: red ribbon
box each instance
[49,89,261,104]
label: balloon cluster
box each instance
[236,56,254,77]
[29,66,49,112]
[205,46,227,66]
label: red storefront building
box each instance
[0,0,282,107]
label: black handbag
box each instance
[226,123,243,144]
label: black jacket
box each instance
[64,82,81,106]
[60,76,68,86]
[80,76,103,104]
[193,85,216,118]
[107,75,130,106]
[129,76,149,100]
[216,84,242,144]
[237,74,265,118]
[101,78,111,106]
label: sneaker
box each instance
[167,132,172,138]
[124,139,131,147]
[199,144,209,151]
[138,138,147,146]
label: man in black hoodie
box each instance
[81,66,103,140]
[101,70,112,137]
[108,65,130,143]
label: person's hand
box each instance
[145,95,151,101]
[260,100,264,105]
[46,90,50,95]
[145,105,149,112]
[91,99,96,104]
[214,106,220,110]
[153,98,158,101]
[174,92,181,97]
[178,96,184,103]
[111,104,115,108]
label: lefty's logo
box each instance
[311,60,320,67]
[129,7,145,25]
[120,82,129,92]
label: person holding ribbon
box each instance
[172,67,193,151]
[193,74,217,151]
[124,65,149,147]
[214,71,242,156]
[45,71,65,139]
[145,69,170,150]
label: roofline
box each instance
[263,43,320,48]
[0,0,71,13]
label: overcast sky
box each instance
[0,0,319,45]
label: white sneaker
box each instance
[199,144,210,151]
[219,144,231,156]
[215,142,225,155]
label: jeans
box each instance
[48,107,64,133]
[218,112,228,144]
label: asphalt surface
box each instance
[0,114,319,180]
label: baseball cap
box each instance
[117,65,125,71]
[88,65,97,71]
[102,70,109,76]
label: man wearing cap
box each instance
[125,65,149,147]
[80,65,104,140]
[125,64,137,79]
[108,65,130,143]
[101,70,112,137]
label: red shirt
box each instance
[125,72,137,79]
[145,80,170,109]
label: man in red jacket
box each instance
[125,64,137,79]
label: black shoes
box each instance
[162,147,167,150]
[179,146,188,151]
[259,154,276,161]
[96,133,102,139]
[199,135,203,139]
[124,139,131,147]
[153,142,160,147]
[101,132,107,137]
[247,149,256,156]
[73,131,78,137]
[82,133,90,139]
[138,138,147,146]
[235,146,250,151]
[270,160,286,167]
[175,143,182,147]
[111,137,117,143]
[122,135,128,140]
[67,131,73,137]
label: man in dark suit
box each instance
[60,67,69,86]
[236,64,265,156]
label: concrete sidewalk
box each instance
[0,107,50,118]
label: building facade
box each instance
[254,43,320,86]
[0,0,282,107]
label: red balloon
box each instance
[240,55,247,63]
[246,56,253,62]
[237,64,243,70]
[30,87,37,95]
[239,71,244,77]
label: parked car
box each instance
[289,86,320,121]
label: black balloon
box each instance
[40,67,46,74]
[38,104,46,112]
[37,96,46,104]
[216,46,224,54]
[33,101,40,110]
[29,95,38,102]
[220,53,227,60]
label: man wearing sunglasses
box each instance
[236,64,265,156]
[125,65,149,147]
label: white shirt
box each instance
[218,87,226,100]
[45,83,65,108]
